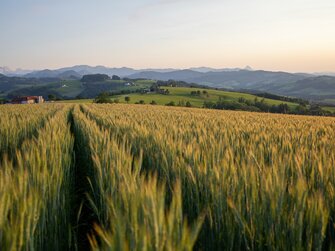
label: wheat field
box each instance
[0,103,334,250]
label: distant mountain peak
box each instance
[0,66,12,74]
[244,65,253,71]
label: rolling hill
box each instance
[264,76,335,100]
[128,70,310,89]
[0,75,155,99]
[2,65,335,104]
[0,74,58,93]
[128,70,335,104]
[110,86,299,108]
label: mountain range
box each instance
[1,65,254,78]
[0,67,33,76]
[1,65,335,104]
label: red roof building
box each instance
[11,96,44,104]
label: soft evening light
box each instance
[1,0,334,72]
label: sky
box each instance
[0,0,335,72]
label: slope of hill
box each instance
[129,69,205,82]
[189,66,250,72]
[264,76,335,102]
[128,70,335,104]
[128,70,309,89]
[112,86,298,108]
[58,65,138,77]
[57,70,81,80]
[4,77,155,99]
[2,66,335,104]
[0,74,57,94]
[25,69,61,78]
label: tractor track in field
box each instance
[69,108,97,251]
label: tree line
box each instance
[204,97,335,116]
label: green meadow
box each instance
[113,86,298,108]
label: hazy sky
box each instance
[1,0,335,72]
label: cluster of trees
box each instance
[293,104,334,116]
[111,75,121,80]
[95,93,162,107]
[81,74,110,83]
[203,97,335,116]
[190,90,208,96]
[165,100,192,107]
[149,84,170,94]
[78,73,122,84]
[94,92,114,103]
[47,94,59,101]
[94,94,131,104]
[134,100,159,105]
[204,99,261,112]
[254,92,309,105]
[155,80,207,89]
[93,89,143,98]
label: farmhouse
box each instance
[11,96,44,104]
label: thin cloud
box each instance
[129,0,215,20]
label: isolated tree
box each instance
[48,94,57,101]
[186,101,192,107]
[94,92,112,103]
[277,103,289,114]
[150,83,159,92]
[125,96,130,103]
[150,100,157,105]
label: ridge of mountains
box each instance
[0,65,254,77]
[1,65,335,104]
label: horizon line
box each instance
[1,64,335,75]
